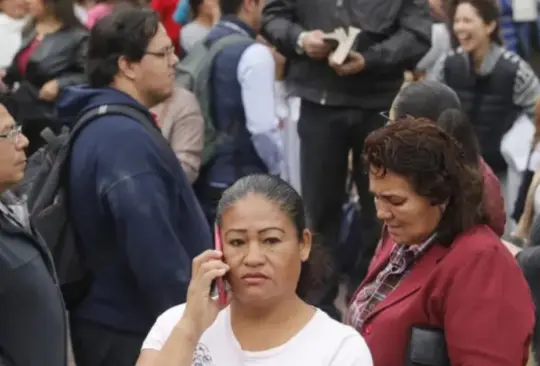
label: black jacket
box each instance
[3,26,88,128]
[0,193,67,366]
[444,50,521,173]
[261,0,432,109]
[4,26,88,90]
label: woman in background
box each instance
[429,0,540,177]
[0,0,87,154]
[180,0,218,53]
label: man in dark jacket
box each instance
[56,9,212,366]
[261,0,432,318]
[0,103,67,366]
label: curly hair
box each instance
[363,117,485,245]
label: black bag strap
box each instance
[70,104,168,149]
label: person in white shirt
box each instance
[0,0,27,69]
[137,174,373,366]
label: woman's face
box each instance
[24,0,46,19]
[453,2,496,53]
[0,0,27,19]
[220,193,311,306]
[369,167,443,245]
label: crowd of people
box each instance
[2,0,540,365]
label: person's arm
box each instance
[361,0,432,71]
[2,57,21,88]
[137,306,199,366]
[513,58,540,121]
[138,250,229,366]
[425,53,447,82]
[56,34,88,89]
[443,246,534,365]
[167,90,204,183]
[415,23,450,73]
[261,0,304,58]
[104,171,196,317]
[237,43,283,175]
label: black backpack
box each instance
[18,104,162,309]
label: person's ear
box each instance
[299,229,312,262]
[118,55,138,81]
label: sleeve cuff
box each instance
[288,25,305,55]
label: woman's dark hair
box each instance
[87,8,160,87]
[437,108,480,167]
[216,174,331,298]
[393,80,461,121]
[39,0,85,28]
[448,0,503,45]
[363,118,485,245]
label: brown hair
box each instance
[363,117,485,245]
[447,0,503,45]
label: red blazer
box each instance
[348,225,534,366]
[480,158,506,236]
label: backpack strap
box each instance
[69,104,170,152]
[195,33,253,164]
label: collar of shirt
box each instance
[389,233,437,271]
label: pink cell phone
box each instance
[214,224,227,305]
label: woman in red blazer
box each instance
[346,118,534,366]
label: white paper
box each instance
[512,0,537,22]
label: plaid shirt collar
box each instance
[389,232,437,270]
[345,232,437,331]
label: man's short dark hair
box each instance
[219,0,251,15]
[86,8,160,88]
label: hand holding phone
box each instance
[213,224,228,305]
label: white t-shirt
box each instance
[142,304,373,366]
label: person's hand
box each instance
[301,30,332,60]
[329,51,365,76]
[180,250,230,339]
[501,239,523,258]
[39,79,59,101]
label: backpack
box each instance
[19,104,163,309]
[175,33,252,165]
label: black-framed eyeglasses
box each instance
[145,46,177,59]
[0,125,22,143]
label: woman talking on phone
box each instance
[137,174,373,366]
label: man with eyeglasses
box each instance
[55,9,211,366]
[0,103,69,366]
